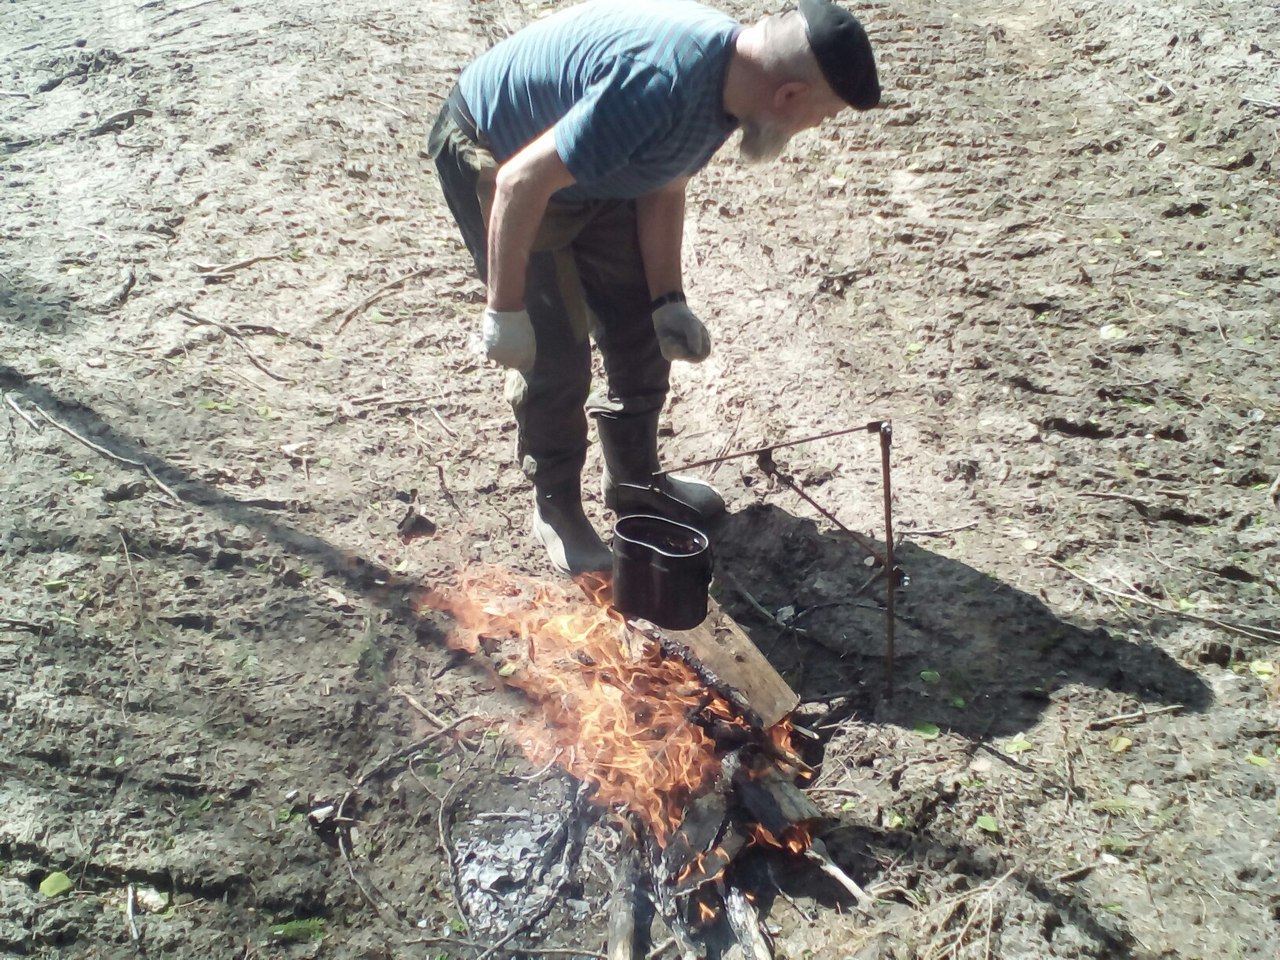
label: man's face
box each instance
[739,82,847,164]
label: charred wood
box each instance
[724,887,774,960]
[733,766,826,841]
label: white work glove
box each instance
[480,307,535,372]
[652,301,711,363]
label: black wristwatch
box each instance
[650,290,686,311]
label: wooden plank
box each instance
[656,596,799,729]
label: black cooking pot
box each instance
[611,515,712,630]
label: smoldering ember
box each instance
[1,1,1278,960]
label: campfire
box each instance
[415,567,873,957]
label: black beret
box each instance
[798,0,881,110]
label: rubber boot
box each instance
[597,413,725,522]
[532,481,614,577]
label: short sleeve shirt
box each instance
[457,0,742,201]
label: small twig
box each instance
[87,107,152,138]
[403,938,607,959]
[352,393,440,410]
[1087,704,1183,731]
[435,464,464,518]
[1,89,32,99]
[1240,96,1280,111]
[177,307,291,382]
[645,937,677,960]
[1268,470,1280,507]
[119,533,144,659]
[4,392,42,431]
[1046,558,1280,642]
[805,838,877,913]
[721,571,804,634]
[898,520,979,538]
[20,399,182,505]
[334,266,434,335]
[1049,862,1097,885]
[428,406,458,437]
[395,688,450,728]
[125,884,140,941]
[1078,490,1152,515]
[192,254,282,275]
[366,97,412,119]
[336,828,400,924]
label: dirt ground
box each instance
[2,0,1278,957]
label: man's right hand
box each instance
[480,307,535,371]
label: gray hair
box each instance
[755,10,824,85]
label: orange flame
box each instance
[416,568,733,846]
[748,822,814,856]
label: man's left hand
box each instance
[652,301,711,363]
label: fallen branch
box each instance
[1087,704,1183,731]
[16,398,182,505]
[898,520,980,538]
[334,266,434,335]
[0,616,55,637]
[1046,558,1280,643]
[177,307,291,382]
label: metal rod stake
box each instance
[879,421,895,697]
[655,421,886,477]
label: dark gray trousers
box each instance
[427,104,671,491]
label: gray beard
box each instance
[738,118,791,164]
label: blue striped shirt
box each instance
[457,0,742,200]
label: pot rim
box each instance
[612,514,709,558]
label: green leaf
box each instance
[1101,834,1134,855]
[1249,660,1275,678]
[1109,736,1133,754]
[316,457,332,468]
[71,471,95,485]
[40,872,73,897]
[269,918,326,942]
[42,579,69,593]
[949,696,967,708]
[497,662,519,678]
[919,670,941,684]
[914,722,940,740]
[1245,754,1270,767]
[1004,735,1034,755]
[976,815,1000,833]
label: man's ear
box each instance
[772,80,810,113]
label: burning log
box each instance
[643,597,799,730]
[733,765,825,848]
[724,887,774,960]
[607,836,641,960]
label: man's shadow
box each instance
[710,502,1211,739]
[700,503,1210,959]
